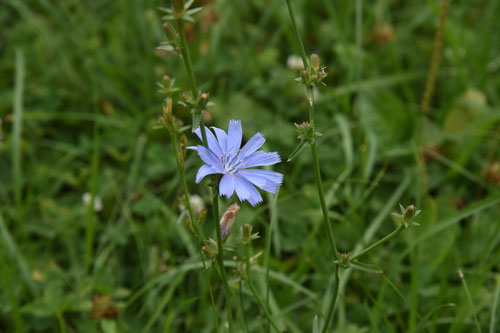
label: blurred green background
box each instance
[2,0,500,332]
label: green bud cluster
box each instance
[296,54,328,87]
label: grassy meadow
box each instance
[2,0,500,332]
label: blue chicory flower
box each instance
[187,120,283,206]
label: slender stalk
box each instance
[458,269,482,333]
[284,0,308,68]
[284,1,341,331]
[176,19,198,99]
[175,14,233,331]
[170,130,219,332]
[239,282,249,333]
[265,191,279,333]
[245,242,281,332]
[349,224,405,262]
[176,18,209,146]
[212,188,233,331]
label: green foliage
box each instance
[1,0,500,332]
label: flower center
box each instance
[221,153,243,174]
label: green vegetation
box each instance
[1,0,500,332]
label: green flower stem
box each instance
[284,1,341,331]
[312,142,341,333]
[285,0,309,68]
[212,187,233,331]
[176,15,233,330]
[176,18,209,146]
[349,223,405,262]
[170,130,219,333]
[245,242,281,332]
[176,19,198,99]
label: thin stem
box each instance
[176,18,210,148]
[284,0,309,68]
[321,265,340,333]
[170,131,219,333]
[175,15,230,331]
[284,1,341,330]
[458,269,482,333]
[245,242,281,332]
[265,192,279,333]
[349,224,405,262]
[212,188,233,332]
[311,143,338,258]
[176,19,198,99]
[239,282,249,333]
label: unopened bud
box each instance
[197,92,209,108]
[220,203,240,241]
[403,204,416,223]
[310,54,320,70]
[295,122,315,141]
[162,98,173,126]
[162,23,177,43]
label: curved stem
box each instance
[349,223,405,262]
[245,243,281,332]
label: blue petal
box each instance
[238,132,265,159]
[241,151,281,168]
[227,120,242,157]
[211,127,228,154]
[237,169,283,193]
[196,165,220,183]
[194,127,222,157]
[219,174,236,198]
[234,175,263,206]
[186,145,221,167]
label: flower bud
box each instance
[197,92,209,108]
[403,204,416,223]
[310,54,320,71]
[295,122,315,141]
[162,98,173,127]
[220,203,240,241]
[162,23,177,44]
